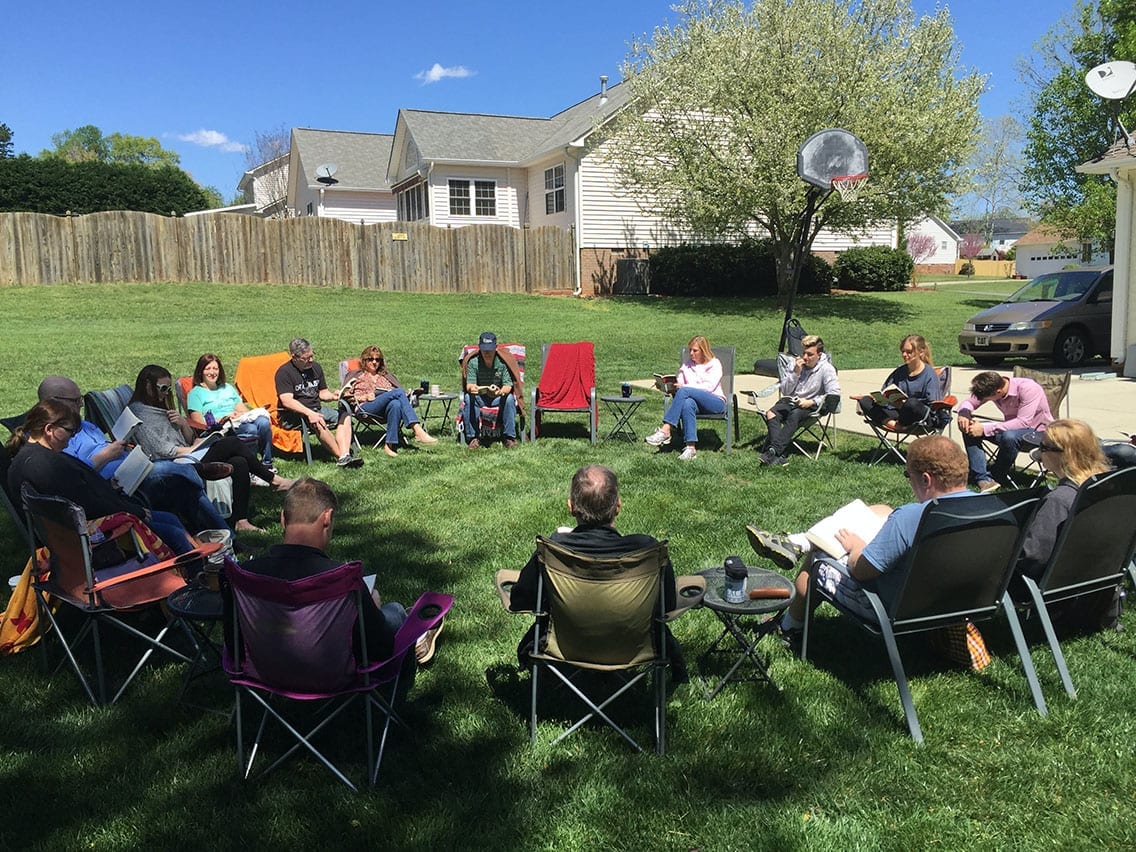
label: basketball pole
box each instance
[777,185,830,352]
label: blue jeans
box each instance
[235,415,273,465]
[140,460,227,534]
[466,393,517,440]
[664,387,726,445]
[963,427,1040,484]
[146,509,195,555]
[361,390,420,446]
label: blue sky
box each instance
[3,0,1076,198]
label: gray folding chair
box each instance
[662,345,738,452]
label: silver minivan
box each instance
[958,266,1113,367]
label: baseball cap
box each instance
[479,331,497,351]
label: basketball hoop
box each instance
[831,173,868,202]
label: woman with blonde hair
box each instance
[344,345,437,457]
[645,335,725,461]
[857,334,942,429]
[1016,419,1110,581]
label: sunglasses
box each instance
[363,356,381,362]
[155,384,171,394]
[1040,442,1063,453]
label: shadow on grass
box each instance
[628,294,923,326]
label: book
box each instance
[113,445,153,496]
[653,373,678,394]
[177,431,223,463]
[867,385,907,407]
[111,406,143,443]
[803,499,888,561]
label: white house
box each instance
[287,128,396,225]
[903,215,959,272]
[238,154,290,217]
[1078,135,1135,375]
[1013,224,1110,279]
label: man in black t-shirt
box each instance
[275,338,362,468]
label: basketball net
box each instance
[831,173,868,202]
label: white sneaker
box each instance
[250,475,271,487]
[679,446,697,461]
[645,429,671,447]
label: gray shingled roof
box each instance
[292,128,394,189]
[399,81,631,166]
[1077,134,1136,173]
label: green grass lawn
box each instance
[2,283,1134,850]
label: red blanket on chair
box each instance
[536,342,595,409]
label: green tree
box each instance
[1020,0,1136,256]
[0,123,13,159]
[0,158,207,215]
[599,0,983,301]
[106,132,181,168]
[42,125,181,168]
[199,185,225,209]
[43,124,109,162]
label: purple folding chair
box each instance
[222,559,452,791]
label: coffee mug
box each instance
[420,380,429,393]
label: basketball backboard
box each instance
[797,129,869,191]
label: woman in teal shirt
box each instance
[187,353,275,471]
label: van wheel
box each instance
[1054,327,1089,367]
[973,356,1004,367]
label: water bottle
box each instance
[204,411,216,429]
[723,556,747,603]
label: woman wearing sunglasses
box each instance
[186,353,274,471]
[343,345,437,457]
[128,365,293,533]
[7,400,196,554]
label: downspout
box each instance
[565,145,584,296]
[1111,168,1133,374]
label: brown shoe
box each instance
[467,438,481,450]
[415,620,444,665]
[199,462,233,481]
[502,437,518,449]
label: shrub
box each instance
[648,240,833,297]
[959,261,975,275]
[833,246,914,291]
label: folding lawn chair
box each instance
[456,342,526,445]
[745,352,838,460]
[801,488,1049,744]
[862,365,956,466]
[495,537,704,755]
[1013,466,1136,700]
[234,351,316,464]
[22,485,222,706]
[529,342,597,444]
[82,384,133,437]
[223,559,452,791]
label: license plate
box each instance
[974,335,989,346]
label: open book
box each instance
[866,385,907,407]
[653,373,678,394]
[113,445,153,496]
[803,499,888,561]
[111,406,143,443]
[173,431,224,464]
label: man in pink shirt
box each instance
[956,371,1053,491]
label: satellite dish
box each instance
[315,163,338,184]
[1085,61,1136,100]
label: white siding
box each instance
[526,154,574,229]
[1016,243,1110,278]
[905,216,958,264]
[812,223,898,252]
[319,189,397,225]
[428,166,525,229]
[577,154,685,248]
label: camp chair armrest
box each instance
[930,397,956,410]
[494,569,522,612]
[89,543,221,593]
[665,574,707,620]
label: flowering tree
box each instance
[905,233,937,286]
[959,232,984,277]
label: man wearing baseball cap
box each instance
[463,331,519,449]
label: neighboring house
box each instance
[386,80,901,294]
[287,128,396,225]
[1014,225,1110,279]
[948,216,1033,258]
[1077,135,1135,375]
[903,215,959,273]
[238,154,290,218]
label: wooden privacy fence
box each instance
[0,211,577,292]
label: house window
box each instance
[448,179,497,217]
[397,182,429,221]
[306,202,314,216]
[940,240,947,250]
[544,164,565,214]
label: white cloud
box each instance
[414,63,475,85]
[175,129,248,153]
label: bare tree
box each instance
[242,125,291,217]
[955,116,1025,244]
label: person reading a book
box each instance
[344,345,437,458]
[645,335,726,461]
[37,376,230,535]
[957,371,1053,492]
[757,334,840,467]
[746,435,973,645]
[7,400,196,555]
[856,334,943,430]
[275,338,362,468]
[463,331,519,449]
[129,365,294,534]
[187,353,274,471]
